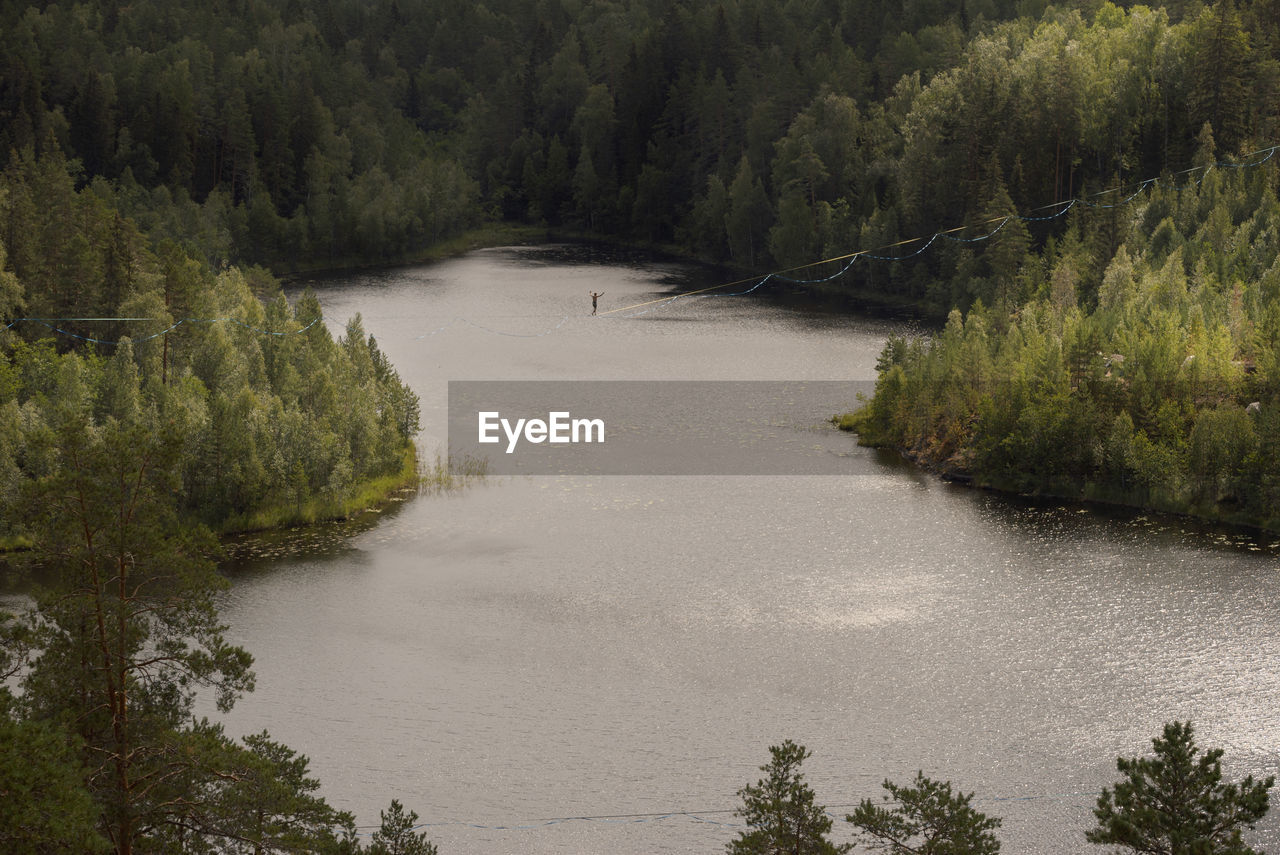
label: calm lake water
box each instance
[211,244,1280,853]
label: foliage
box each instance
[0,152,419,536]
[0,149,426,851]
[847,772,1002,854]
[850,154,1280,531]
[2,402,369,853]
[2,0,1275,292]
[0,8,447,850]
[197,727,360,854]
[1087,721,1274,855]
[0,342,429,852]
[729,740,850,855]
[0,709,106,854]
[368,800,438,855]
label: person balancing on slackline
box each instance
[590,291,604,314]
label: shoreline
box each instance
[273,223,557,281]
[214,441,422,536]
[837,415,1280,539]
[1,445,439,576]
[276,221,950,322]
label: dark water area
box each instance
[200,244,1280,854]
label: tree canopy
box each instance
[846,146,1280,531]
[0,149,420,541]
[2,0,1276,298]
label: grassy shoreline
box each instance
[0,443,486,560]
[0,535,33,553]
[216,442,423,535]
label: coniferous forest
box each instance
[7,1,1280,537]
[3,0,1276,282]
[3,0,1280,850]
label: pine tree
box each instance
[1087,721,1274,855]
[18,408,254,855]
[847,772,1002,854]
[368,800,438,855]
[728,740,849,855]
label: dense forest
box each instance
[2,3,432,844]
[846,136,1280,531]
[0,148,422,544]
[0,151,424,849]
[4,0,1277,286]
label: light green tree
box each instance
[1187,406,1256,505]
[0,232,23,323]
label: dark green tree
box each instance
[1187,1,1254,152]
[368,800,438,855]
[187,726,358,854]
[18,408,254,855]
[728,740,849,855]
[3,355,375,851]
[0,712,106,854]
[847,772,1002,854]
[769,191,822,269]
[1087,721,1274,855]
[725,156,772,268]
[0,610,104,854]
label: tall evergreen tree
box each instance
[18,407,254,855]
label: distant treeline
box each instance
[3,0,1278,297]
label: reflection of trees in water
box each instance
[222,487,416,572]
